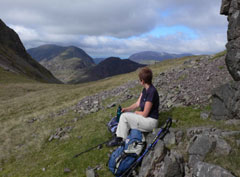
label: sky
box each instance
[0,0,228,58]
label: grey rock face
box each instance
[186,127,222,139]
[215,136,232,155]
[163,131,176,146]
[154,55,231,110]
[187,135,216,167]
[218,0,240,122]
[193,161,236,177]
[86,167,96,177]
[221,0,240,81]
[200,111,210,120]
[186,129,232,168]
[225,119,240,125]
[138,129,186,177]
[48,127,73,141]
[211,81,240,120]
[138,141,167,177]
[152,150,184,177]
[220,0,231,15]
[236,139,240,147]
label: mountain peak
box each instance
[129,51,192,64]
[0,19,61,83]
[27,44,95,83]
[74,57,145,83]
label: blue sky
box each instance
[0,0,228,58]
[146,26,198,39]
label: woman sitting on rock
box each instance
[108,67,159,146]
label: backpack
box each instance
[107,116,118,135]
[107,106,122,135]
[108,129,145,177]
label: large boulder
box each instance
[212,0,240,120]
[187,131,232,168]
[151,150,185,177]
[138,129,185,177]
[193,161,236,177]
[211,81,240,120]
[187,135,216,168]
[138,141,167,177]
[220,0,240,81]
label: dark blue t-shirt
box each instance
[140,85,159,119]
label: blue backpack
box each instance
[108,106,122,135]
[108,129,145,177]
[107,116,118,135]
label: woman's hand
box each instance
[135,111,142,115]
[121,108,127,112]
[135,101,153,118]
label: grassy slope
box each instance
[0,45,60,84]
[40,57,89,83]
[0,54,239,177]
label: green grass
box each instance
[211,50,227,60]
[1,110,115,177]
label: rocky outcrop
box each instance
[193,161,236,177]
[138,127,236,177]
[211,81,240,120]
[221,0,240,81]
[154,55,232,110]
[211,0,240,120]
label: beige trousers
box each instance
[116,112,158,139]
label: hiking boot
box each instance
[107,137,123,147]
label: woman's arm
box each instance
[135,101,153,117]
[122,93,142,112]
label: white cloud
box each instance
[10,25,39,41]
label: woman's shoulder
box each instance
[146,85,157,94]
[149,84,157,92]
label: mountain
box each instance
[129,51,192,64]
[93,57,106,64]
[72,57,146,83]
[27,45,95,83]
[0,19,61,83]
[27,44,67,62]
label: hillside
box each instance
[129,51,192,64]
[0,51,239,177]
[28,44,95,83]
[73,57,146,83]
[0,19,61,84]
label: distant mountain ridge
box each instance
[28,44,94,63]
[28,45,146,84]
[129,51,192,64]
[93,57,106,64]
[0,19,61,83]
[27,44,95,83]
[73,57,145,83]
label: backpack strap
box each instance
[114,152,127,174]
